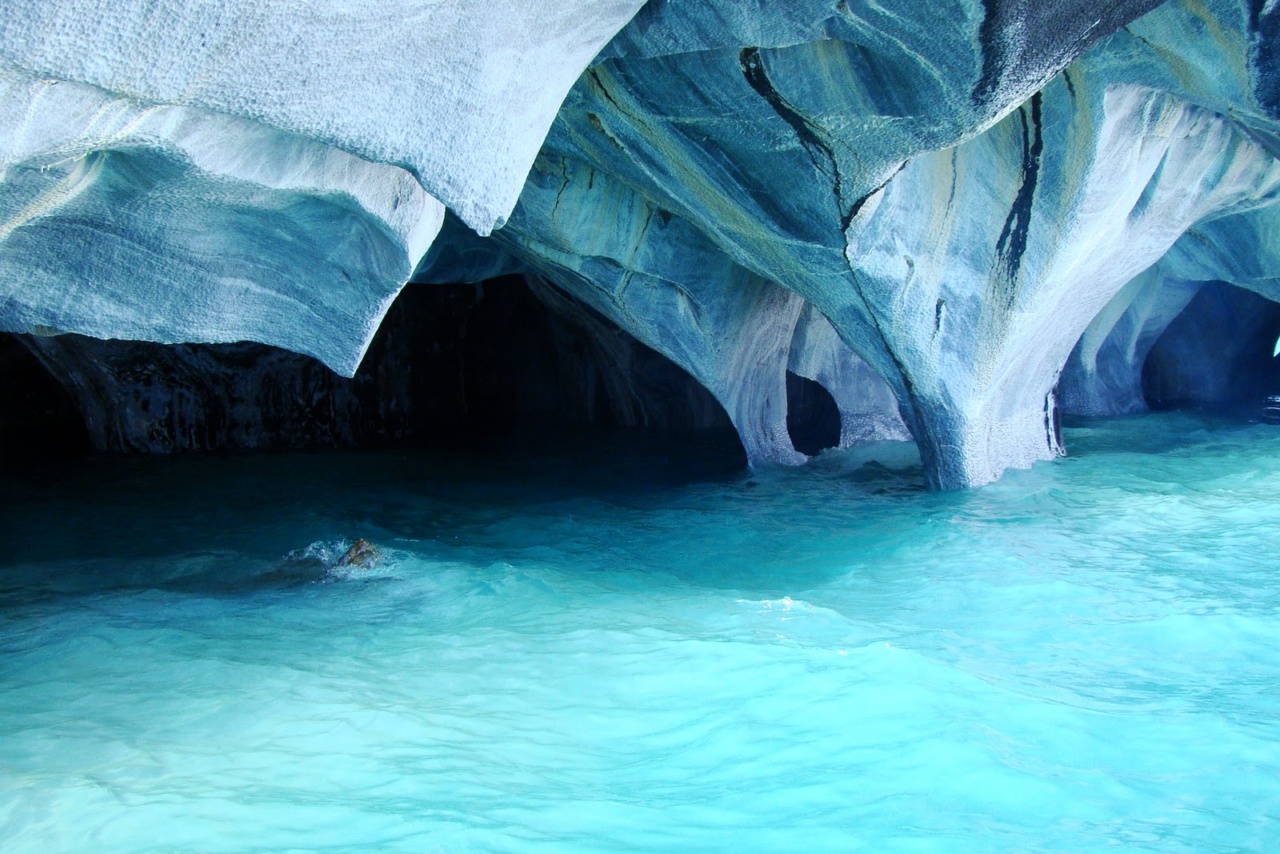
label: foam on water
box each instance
[2,413,1279,851]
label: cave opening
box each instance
[785,371,842,456]
[0,277,745,467]
[1141,282,1280,414]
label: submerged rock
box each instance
[337,539,380,572]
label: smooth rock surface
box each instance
[0,0,645,233]
[0,71,443,375]
[0,0,644,375]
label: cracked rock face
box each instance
[5,0,1280,488]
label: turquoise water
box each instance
[2,412,1279,851]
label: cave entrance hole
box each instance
[1141,281,1280,413]
[785,371,841,456]
[391,277,743,450]
[0,277,747,470]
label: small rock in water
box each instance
[337,538,380,570]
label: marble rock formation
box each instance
[1059,268,1205,417]
[0,0,644,373]
[4,0,1280,487]
[440,0,1280,488]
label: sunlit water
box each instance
[2,411,1279,851]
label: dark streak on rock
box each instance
[950,150,961,212]
[550,159,571,220]
[638,206,656,240]
[973,0,1010,109]
[588,68,624,113]
[740,48,824,157]
[993,91,1043,303]
[739,47,854,229]
[846,163,906,231]
[1044,386,1065,456]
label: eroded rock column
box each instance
[838,81,1280,487]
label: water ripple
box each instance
[3,413,1280,849]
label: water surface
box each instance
[2,413,1278,850]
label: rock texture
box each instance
[1060,268,1204,417]
[0,0,644,233]
[0,1,643,373]
[452,0,1280,487]
[0,73,444,375]
[5,0,1280,487]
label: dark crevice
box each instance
[846,163,906,230]
[786,371,841,456]
[587,68,626,114]
[1044,386,1065,455]
[740,48,829,163]
[0,334,90,467]
[550,159,572,219]
[9,279,741,458]
[992,91,1043,304]
[739,47,855,229]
